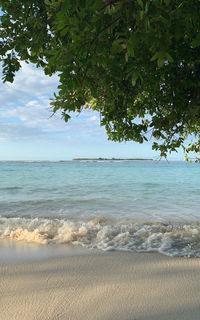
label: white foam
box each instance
[1,217,200,257]
[9,228,48,244]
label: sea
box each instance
[0,160,200,258]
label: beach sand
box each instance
[1,249,200,320]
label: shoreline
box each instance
[72,158,153,161]
[1,250,200,320]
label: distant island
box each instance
[73,158,153,161]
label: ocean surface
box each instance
[0,160,200,257]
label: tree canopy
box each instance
[0,0,200,159]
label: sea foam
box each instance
[1,217,200,257]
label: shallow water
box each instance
[0,239,93,263]
[0,160,200,257]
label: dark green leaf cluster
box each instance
[0,0,200,159]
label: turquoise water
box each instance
[1,160,200,257]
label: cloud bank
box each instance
[0,62,105,143]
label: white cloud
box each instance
[0,62,108,144]
[89,115,98,122]
[0,121,47,142]
[1,99,51,125]
[0,62,59,108]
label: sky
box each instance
[0,62,185,161]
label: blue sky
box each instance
[0,62,185,161]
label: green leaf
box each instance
[60,27,69,36]
[139,10,144,20]
[127,43,135,57]
[151,51,168,67]
[111,39,124,54]
[131,72,139,86]
[150,52,159,62]
[191,33,200,48]
[166,53,173,62]
[158,58,164,67]
[64,114,71,122]
[137,0,144,9]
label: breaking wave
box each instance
[1,216,200,257]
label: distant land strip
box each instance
[73,158,153,161]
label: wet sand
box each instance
[1,249,200,320]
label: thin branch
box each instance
[98,0,126,12]
[90,15,122,46]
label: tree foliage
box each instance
[0,0,200,159]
